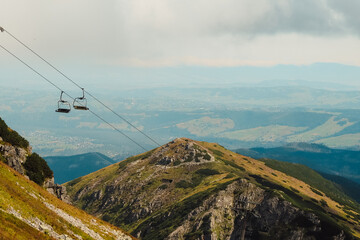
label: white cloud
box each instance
[77,122,98,129]
[0,104,12,111]
[59,116,80,121]
[98,122,144,132]
[1,0,360,67]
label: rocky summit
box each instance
[65,138,360,240]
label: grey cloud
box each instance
[328,0,360,34]
[202,0,349,36]
[1,0,360,67]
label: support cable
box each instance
[1,27,161,147]
[0,43,148,152]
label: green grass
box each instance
[0,153,7,164]
[209,148,224,157]
[0,210,52,240]
[310,187,324,196]
[64,139,360,239]
[195,169,220,176]
[0,161,133,240]
[219,158,245,171]
[259,158,360,212]
[0,117,29,149]
[249,174,354,239]
[175,169,220,189]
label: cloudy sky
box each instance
[1,0,360,88]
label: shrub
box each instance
[195,169,220,176]
[320,199,328,207]
[290,187,300,193]
[310,187,324,196]
[0,117,29,148]
[210,149,224,157]
[203,154,211,161]
[173,159,181,166]
[0,153,7,164]
[221,159,245,171]
[175,180,193,189]
[23,153,53,185]
[225,173,235,179]
[159,184,168,190]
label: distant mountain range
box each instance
[235,142,360,185]
[45,152,117,184]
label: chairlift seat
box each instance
[56,100,71,113]
[56,108,71,113]
[73,105,89,110]
[73,88,89,110]
[55,91,71,113]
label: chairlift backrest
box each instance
[73,88,89,110]
[55,91,71,113]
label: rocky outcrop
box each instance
[43,178,70,203]
[152,138,215,166]
[160,179,346,240]
[0,137,69,203]
[0,139,29,175]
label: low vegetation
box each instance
[0,117,29,149]
[23,153,53,185]
[0,161,133,239]
[258,158,360,213]
[65,138,360,239]
[134,180,235,240]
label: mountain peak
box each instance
[66,138,360,239]
[149,138,215,166]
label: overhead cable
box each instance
[1,27,161,147]
[0,43,148,152]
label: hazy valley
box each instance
[3,84,360,158]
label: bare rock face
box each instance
[152,138,215,166]
[164,179,344,240]
[0,141,70,203]
[0,142,29,175]
[43,178,71,203]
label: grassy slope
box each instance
[200,141,360,235]
[258,158,360,211]
[66,139,360,239]
[318,172,360,204]
[0,161,135,240]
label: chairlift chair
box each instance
[73,88,89,110]
[55,91,71,113]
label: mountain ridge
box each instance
[65,138,360,239]
[235,142,360,184]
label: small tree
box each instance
[23,153,53,185]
